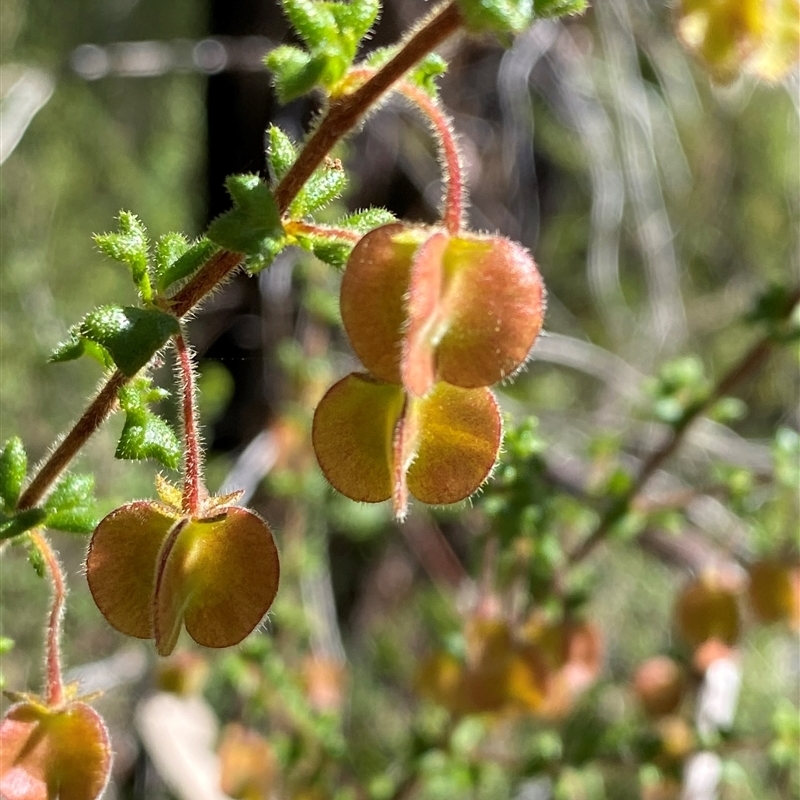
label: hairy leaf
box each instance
[207,175,285,272]
[79,306,180,377]
[0,437,26,510]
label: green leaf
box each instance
[115,377,181,469]
[116,408,182,469]
[325,0,381,45]
[0,508,47,541]
[533,0,587,18]
[306,237,354,269]
[155,239,218,294]
[338,207,396,234]
[94,212,152,303]
[207,174,285,272]
[49,331,113,368]
[281,0,339,50]
[290,159,348,216]
[266,46,330,103]
[366,50,448,97]
[43,473,97,533]
[266,125,298,184]
[154,233,190,277]
[79,305,180,377]
[456,0,534,36]
[0,437,27,510]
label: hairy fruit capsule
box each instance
[0,699,111,800]
[340,224,545,396]
[87,492,279,656]
[312,372,502,518]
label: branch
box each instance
[568,292,799,565]
[15,3,465,513]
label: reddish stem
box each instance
[30,531,66,707]
[349,69,465,234]
[174,333,203,516]
[285,220,363,243]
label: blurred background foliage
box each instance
[1,0,798,798]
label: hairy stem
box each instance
[568,298,799,566]
[30,531,66,707]
[274,2,464,213]
[284,220,362,243]
[174,333,204,516]
[17,371,127,511]
[16,4,464,512]
[348,68,465,234]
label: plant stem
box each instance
[348,69,465,234]
[17,371,128,511]
[274,2,464,213]
[284,220,362,243]
[14,2,464,513]
[568,314,798,566]
[30,530,66,707]
[174,332,203,516]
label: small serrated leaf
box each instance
[457,0,534,36]
[206,174,285,273]
[44,473,95,515]
[95,212,152,302]
[49,331,86,364]
[0,437,27,510]
[291,160,348,217]
[116,408,182,469]
[80,305,180,377]
[306,238,353,269]
[265,46,329,103]
[281,0,339,50]
[0,508,47,541]
[155,239,217,294]
[266,125,298,184]
[45,507,99,535]
[154,233,190,276]
[325,0,380,44]
[338,207,396,234]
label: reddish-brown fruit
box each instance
[87,498,279,656]
[632,656,686,718]
[747,559,800,628]
[218,723,277,800]
[312,373,502,517]
[674,569,742,648]
[340,224,546,396]
[0,700,111,800]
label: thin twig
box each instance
[568,292,799,565]
[29,530,67,707]
[14,4,465,513]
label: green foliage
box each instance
[534,0,587,18]
[52,305,180,377]
[95,212,152,303]
[265,0,380,102]
[43,473,98,534]
[0,437,27,510]
[338,207,396,233]
[647,356,711,424]
[115,377,182,469]
[207,174,285,272]
[291,159,349,217]
[267,125,299,184]
[154,236,217,294]
[365,50,448,97]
